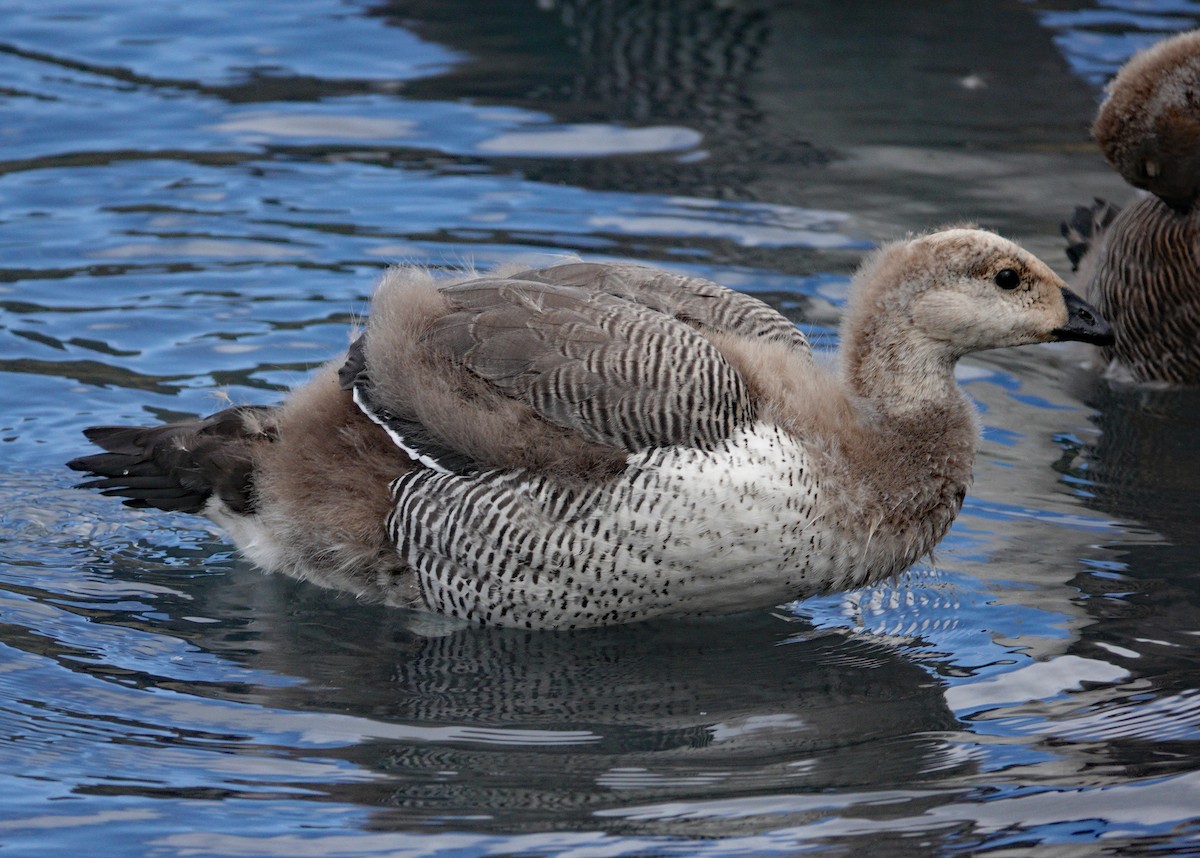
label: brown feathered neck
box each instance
[838,240,969,416]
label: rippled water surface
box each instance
[4,1,1200,855]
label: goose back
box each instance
[509,262,813,352]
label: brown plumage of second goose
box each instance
[70,228,1112,629]
[1066,29,1200,384]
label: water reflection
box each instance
[387,0,1129,243]
[1074,385,1200,542]
[0,481,962,839]
[151,572,964,829]
[1046,383,1200,776]
[388,0,814,166]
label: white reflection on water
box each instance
[212,114,420,141]
[944,654,1130,714]
[478,123,703,156]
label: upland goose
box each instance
[70,228,1112,629]
[1064,29,1200,384]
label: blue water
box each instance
[3,0,1200,854]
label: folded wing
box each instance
[343,263,808,473]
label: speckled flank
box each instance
[390,422,890,629]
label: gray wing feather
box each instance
[427,276,756,451]
[511,262,812,354]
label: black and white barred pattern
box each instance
[388,422,899,629]
[429,275,762,453]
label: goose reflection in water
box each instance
[156,567,964,832]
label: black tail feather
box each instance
[68,406,276,515]
[1062,197,1121,272]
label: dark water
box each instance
[3,1,1200,854]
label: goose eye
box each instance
[994,268,1020,290]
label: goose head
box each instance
[1093,30,1200,213]
[841,228,1113,402]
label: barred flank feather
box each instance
[1087,198,1200,384]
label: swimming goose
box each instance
[70,228,1112,629]
[1065,29,1200,384]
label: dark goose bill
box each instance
[1052,287,1115,346]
